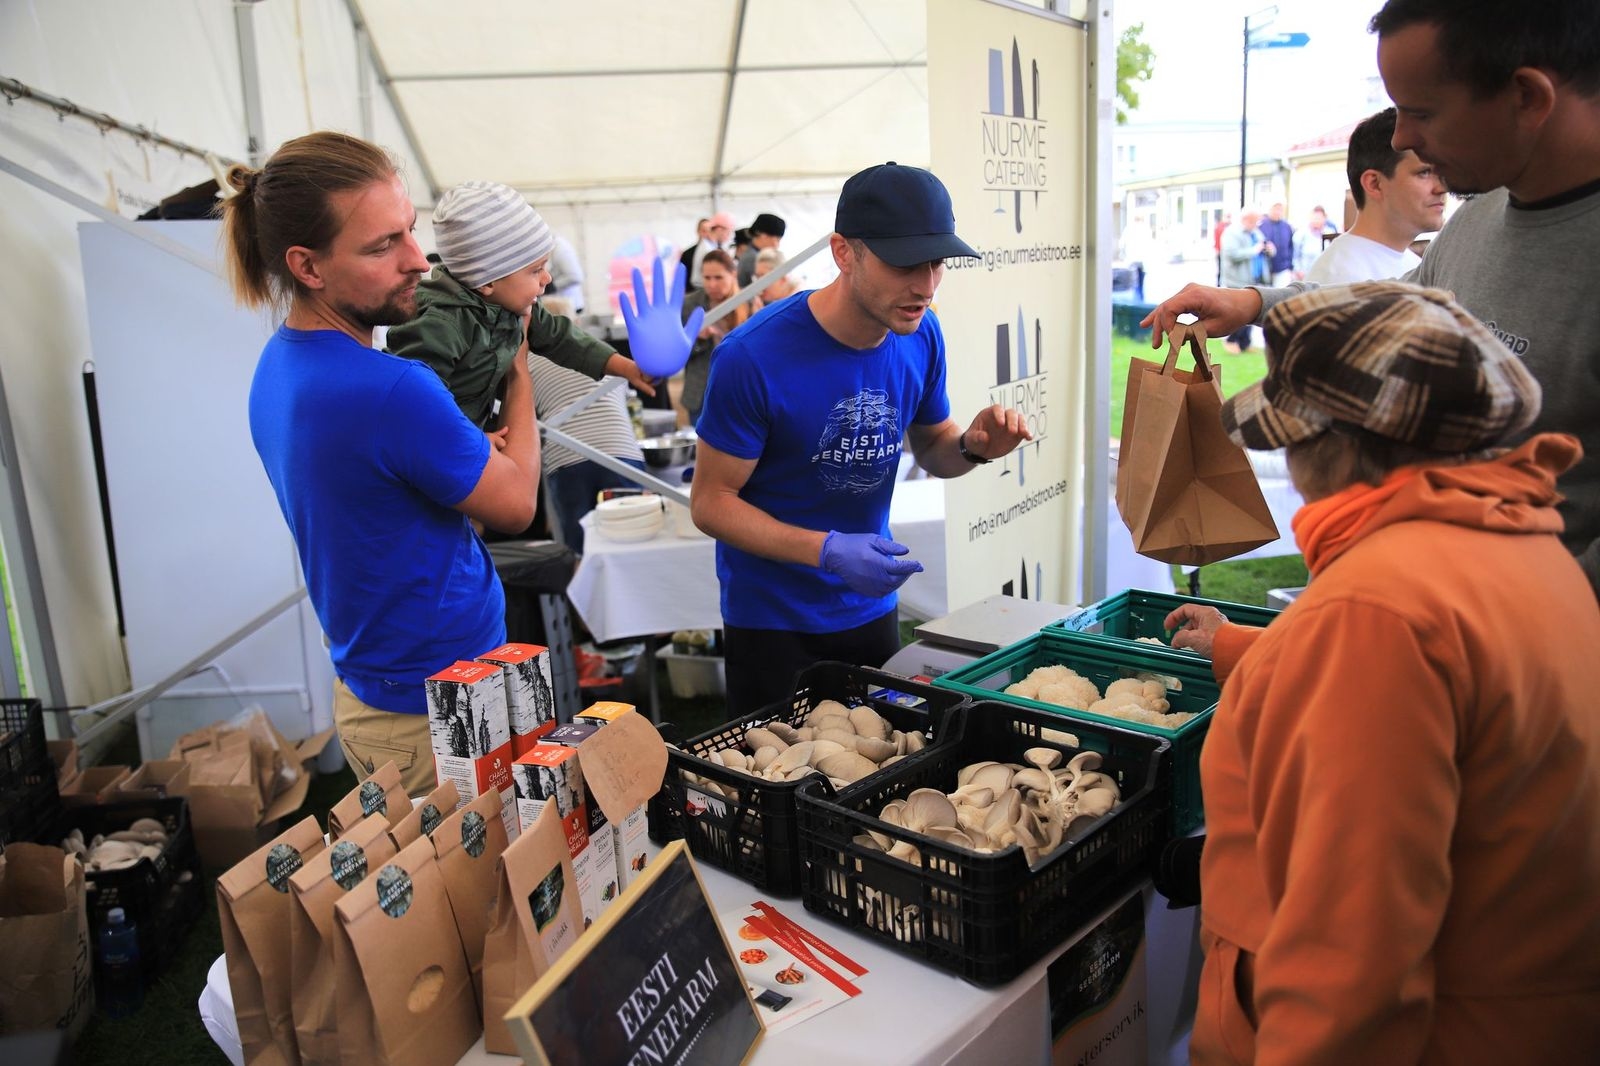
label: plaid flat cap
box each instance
[1221,281,1541,452]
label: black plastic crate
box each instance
[0,698,64,847]
[795,700,1169,985]
[648,661,967,896]
[57,796,205,980]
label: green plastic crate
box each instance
[933,631,1218,834]
[1050,588,1280,660]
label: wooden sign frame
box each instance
[504,840,765,1066]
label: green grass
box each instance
[1109,333,1268,441]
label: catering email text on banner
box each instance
[927,0,1088,610]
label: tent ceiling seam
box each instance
[709,0,751,198]
[342,0,441,200]
[388,60,928,82]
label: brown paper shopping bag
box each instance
[480,804,583,1055]
[0,844,94,1042]
[218,816,327,1066]
[432,788,509,1008]
[1117,323,1279,565]
[332,836,480,1066]
[327,761,409,840]
[288,814,398,1066]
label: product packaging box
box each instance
[572,700,636,727]
[568,702,650,891]
[544,721,600,748]
[511,744,617,929]
[426,660,518,842]
[476,643,558,757]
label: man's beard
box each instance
[340,284,418,330]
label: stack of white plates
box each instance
[593,494,666,543]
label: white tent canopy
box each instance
[0,0,1077,712]
[362,0,934,205]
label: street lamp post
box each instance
[1240,8,1309,209]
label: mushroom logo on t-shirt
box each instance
[811,390,903,494]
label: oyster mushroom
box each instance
[903,730,928,754]
[1024,747,1062,771]
[766,721,802,744]
[745,726,788,752]
[848,705,891,741]
[853,736,897,763]
[903,788,960,833]
[751,745,781,772]
[815,750,878,784]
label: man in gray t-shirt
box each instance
[1143,0,1600,597]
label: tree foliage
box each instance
[1117,23,1155,125]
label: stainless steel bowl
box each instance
[639,434,696,468]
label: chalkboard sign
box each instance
[505,840,764,1066]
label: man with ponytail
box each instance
[223,131,539,795]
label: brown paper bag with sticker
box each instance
[327,761,410,840]
[480,803,583,1055]
[217,816,326,1066]
[287,814,397,1065]
[1117,322,1279,565]
[431,787,508,1007]
[331,836,479,1066]
[390,778,459,852]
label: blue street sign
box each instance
[1248,30,1310,49]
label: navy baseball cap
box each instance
[835,162,979,267]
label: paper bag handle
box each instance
[1160,322,1217,382]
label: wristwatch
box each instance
[958,431,990,465]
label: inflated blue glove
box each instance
[819,531,924,598]
[619,255,705,378]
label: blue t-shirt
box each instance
[249,326,504,714]
[695,294,951,632]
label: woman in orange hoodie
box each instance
[1173,282,1600,1064]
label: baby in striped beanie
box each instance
[387,180,654,428]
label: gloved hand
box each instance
[619,256,705,378]
[819,531,924,598]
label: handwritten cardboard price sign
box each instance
[504,840,764,1066]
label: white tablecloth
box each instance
[567,478,950,643]
[200,861,1200,1066]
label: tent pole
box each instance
[233,0,268,166]
[709,0,751,196]
[0,155,220,276]
[0,77,238,166]
[1081,0,1115,603]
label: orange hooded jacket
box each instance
[1194,435,1600,1064]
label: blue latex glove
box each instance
[819,531,924,598]
[619,256,705,378]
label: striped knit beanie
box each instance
[431,180,554,289]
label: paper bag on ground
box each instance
[173,719,333,871]
[288,813,397,1066]
[481,804,583,1055]
[391,779,460,852]
[332,836,480,1066]
[218,816,326,1066]
[432,787,509,1005]
[59,764,131,807]
[1117,324,1278,565]
[328,761,410,839]
[0,843,94,1042]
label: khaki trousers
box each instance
[332,677,438,797]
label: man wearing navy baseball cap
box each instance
[691,162,1031,715]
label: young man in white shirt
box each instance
[1306,107,1447,284]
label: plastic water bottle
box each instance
[96,907,144,1018]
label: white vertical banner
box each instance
[927,0,1088,610]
